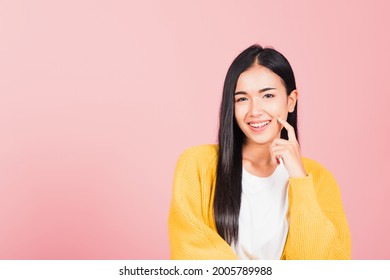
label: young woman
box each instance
[168,45,351,260]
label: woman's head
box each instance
[234,64,298,146]
[219,45,299,155]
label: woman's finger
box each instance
[271,138,290,146]
[277,117,297,142]
[270,145,288,165]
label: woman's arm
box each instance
[270,118,351,259]
[168,147,237,260]
[283,165,351,259]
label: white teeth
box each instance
[249,121,270,128]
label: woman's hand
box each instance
[270,117,307,178]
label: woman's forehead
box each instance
[236,66,285,91]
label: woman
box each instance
[168,44,351,260]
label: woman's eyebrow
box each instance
[234,87,276,95]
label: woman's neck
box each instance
[242,141,273,167]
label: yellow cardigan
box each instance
[168,144,351,260]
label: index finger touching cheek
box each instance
[277,116,297,142]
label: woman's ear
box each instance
[288,90,298,113]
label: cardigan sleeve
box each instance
[283,165,352,259]
[168,148,237,260]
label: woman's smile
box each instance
[247,119,272,132]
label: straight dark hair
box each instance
[214,44,299,245]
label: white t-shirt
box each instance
[232,160,289,260]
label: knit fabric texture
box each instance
[168,144,351,259]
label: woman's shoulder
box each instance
[174,144,219,175]
[178,144,218,162]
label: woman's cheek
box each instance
[235,104,246,119]
[268,102,286,118]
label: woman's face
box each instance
[234,65,297,146]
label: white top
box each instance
[232,160,290,260]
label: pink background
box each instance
[0,0,389,259]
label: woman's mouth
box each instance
[247,120,271,132]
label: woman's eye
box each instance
[236,97,247,102]
[263,93,274,99]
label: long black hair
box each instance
[214,44,299,245]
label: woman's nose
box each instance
[249,100,264,116]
